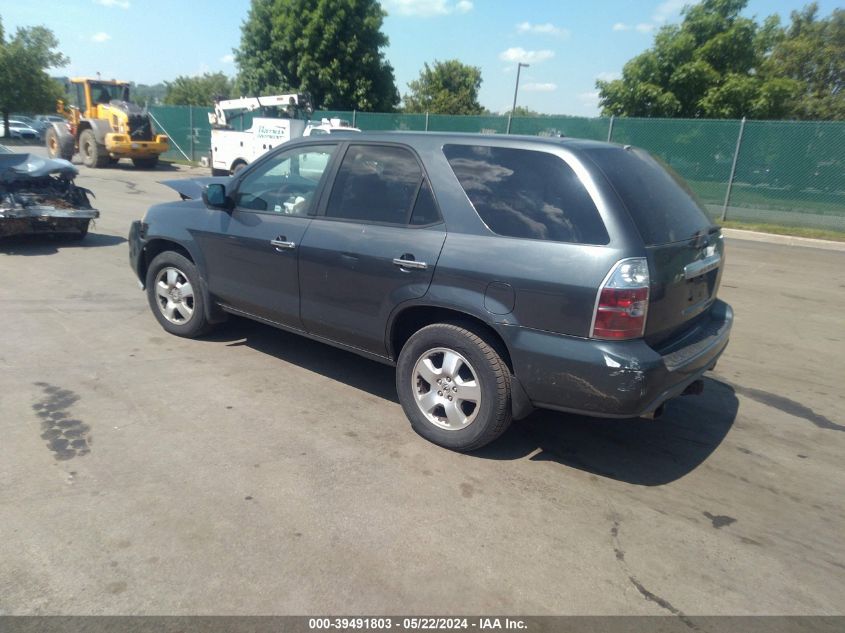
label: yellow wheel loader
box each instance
[45,78,168,169]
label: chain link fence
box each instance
[150,106,845,231]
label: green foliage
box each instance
[403,59,483,115]
[163,72,234,106]
[236,0,398,111]
[508,106,540,117]
[764,5,845,120]
[0,17,68,135]
[597,0,844,120]
[132,82,168,106]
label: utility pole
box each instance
[506,62,529,134]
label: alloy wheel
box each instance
[154,267,195,324]
[412,347,481,430]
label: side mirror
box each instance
[203,183,232,210]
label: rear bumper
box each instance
[1,208,99,238]
[105,134,168,157]
[504,300,733,418]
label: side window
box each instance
[410,180,441,226]
[235,144,336,215]
[325,145,422,225]
[443,144,609,244]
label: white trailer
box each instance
[208,94,359,176]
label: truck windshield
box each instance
[90,82,128,104]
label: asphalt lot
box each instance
[1,145,843,616]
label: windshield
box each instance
[586,146,714,245]
[90,82,129,104]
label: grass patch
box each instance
[720,220,845,242]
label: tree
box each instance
[764,4,845,120]
[236,0,398,111]
[595,0,840,119]
[163,72,234,106]
[132,82,168,106]
[403,60,483,115]
[0,17,68,136]
[510,106,541,117]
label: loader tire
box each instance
[132,156,159,169]
[80,130,109,168]
[46,127,72,161]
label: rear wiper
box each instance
[689,227,719,248]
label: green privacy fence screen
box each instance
[150,106,845,231]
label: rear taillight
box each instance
[591,258,650,340]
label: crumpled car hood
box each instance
[160,176,230,200]
[0,154,78,182]
[1,152,98,237]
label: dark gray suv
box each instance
[129,133,732,451]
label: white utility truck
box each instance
[208,94,359,176]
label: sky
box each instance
[1,0,840,116]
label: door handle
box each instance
[393,257,427,271]
[270,238,296,251]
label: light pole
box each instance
[507,62,529,134]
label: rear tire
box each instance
[80,129,108,168]
[396,323,512,451]
[231,161,247,175]
[145,251,211,338]
[132,156,159,169]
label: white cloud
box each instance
[653,0,686,23]
[94,0,130,8]
[516,22,570,38]
[91,32,111,43]
[384,0,473,16]
[578,90,600,105]
[220,54,234,64]
[614,2,686,34]
[498,47,555,64]
[613,21,655,33]
[596,71,620,82]
[522,82,557,92]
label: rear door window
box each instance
[325,145,424,225]
[409,180,441,226]
[443,144,608,244]
[585,147,714,245]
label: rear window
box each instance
[586,147,713,245]
[443,145,609,245]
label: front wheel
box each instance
[45,127,72,160]
[145,251,211,338]
[396,323,512,451]
[80,129,108,168]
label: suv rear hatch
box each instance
[586,146,724,346]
